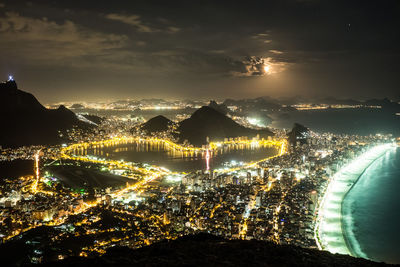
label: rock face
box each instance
[0,79,90,147]
[176,106,273,146]
[41,234,393,267]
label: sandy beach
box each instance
[315,143,394,257]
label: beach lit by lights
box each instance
[316,143,394,256]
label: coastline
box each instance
[315,143,394,257]
[340,153,387,258]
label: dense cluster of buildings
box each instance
[0,102,395,264]
[0,146,52,161]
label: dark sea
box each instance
[78,108,400,263]
[342,147,400,264]
[270,108,400,264]
[270,108,400,136]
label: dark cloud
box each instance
[105,13,157,33]
[0,12,127,64]
[0,0,399,101]
[233,57,268,77]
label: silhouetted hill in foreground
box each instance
[176,106,273,146]
[0,79,91,147]
[40,234,393,267]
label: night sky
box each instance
[0,0,399,102]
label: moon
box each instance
[263,65,270,74]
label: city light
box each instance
[0,89,395,263]
[0,0,398,264]
[0,128,394,263]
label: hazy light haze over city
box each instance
[0,0,399,102]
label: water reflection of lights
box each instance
[57,136,287,219]
[205,149,210,171]
[61,136,287,175]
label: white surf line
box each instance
[315,143,394,256]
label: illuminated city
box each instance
[1,1,400,266]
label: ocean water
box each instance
[342,147,400,264]
[270,109,400,136]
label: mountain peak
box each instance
[0,79,18,90]
[57,105,69,111]
[193,105,220,116]
[208,101,229,115]
[138,115,174,134]
[177,106,273,146]
[0,81,92,147]
[0,80,45,113]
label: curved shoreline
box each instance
[340,152,386,258]
[315,143,394,257]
